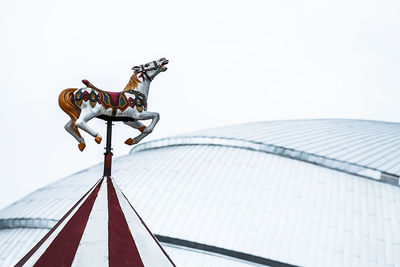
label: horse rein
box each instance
[137,61,161,82]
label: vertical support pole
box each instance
[103,120,113,177]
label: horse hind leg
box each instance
[64,120,86,151]
[123,120,146,145]
[75,107,103,146]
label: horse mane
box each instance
[123,73,140,91]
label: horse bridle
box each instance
[137,61,160,82]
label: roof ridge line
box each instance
[129,136,400,187]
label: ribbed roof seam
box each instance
[0,218,57,230]
[129,136,400,187]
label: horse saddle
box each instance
[82,79,129,111]
[102,91,125,107]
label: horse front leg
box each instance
[124,111,160,145]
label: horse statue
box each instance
[59,58,169,151]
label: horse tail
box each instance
[58,88,82,137]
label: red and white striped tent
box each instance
[15,177,175,267]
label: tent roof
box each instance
[15,177,175,267]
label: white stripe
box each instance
[112,178,174,266]
[71,177,108,267]
[22,178,103,266]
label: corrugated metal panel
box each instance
[130,119,400,185]
[163,245,266,267]
[0,228,48,267]
[177,119,400,177]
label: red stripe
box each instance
[15,179,102,267]
[120,190,175,266]
[32,179,104,267]
[107,177,144,267]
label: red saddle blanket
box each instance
[82,79,145,113]
[105,91,121,107]
[97,90,129,112]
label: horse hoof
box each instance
[95,136,102,144]
[78,142,86,151]
[138,126,146,133]
[125,138,134,145]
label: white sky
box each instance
[0,0,399,209]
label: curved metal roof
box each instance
[1,119,400,267]
[131,119,400,185]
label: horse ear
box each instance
[132,66,141,72]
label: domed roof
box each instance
[1,119,400,267]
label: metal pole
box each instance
[103,120,113,177]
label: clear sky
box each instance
[0,0,399,209]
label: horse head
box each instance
[132,58,169,82]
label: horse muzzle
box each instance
[160,59,169,71]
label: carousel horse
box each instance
[59,58,169,151]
